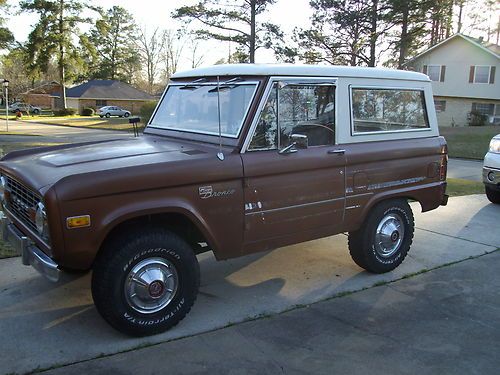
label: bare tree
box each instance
[136,27,167,94]
[163,30,184,81]
[189,39,205,68]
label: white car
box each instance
[483,134,500,204]
[9,102,41,114]
[98,106,131,118]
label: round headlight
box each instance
[35,202,48,237]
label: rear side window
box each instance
[351,88,429,134]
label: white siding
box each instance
[407,36,499,100]
[434,96,500,127]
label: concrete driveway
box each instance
[0,195,498,374]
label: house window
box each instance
[427,65,441,81]
[423,65,445,82]
[470,66,495,84]
[96,100,107,107]
[471,103,495,116]
[434,100,446,112]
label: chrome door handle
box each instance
[328,149,345,155]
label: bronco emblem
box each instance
[198,186,213,199]
[199,186,235,199]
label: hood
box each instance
[0,135,218,192]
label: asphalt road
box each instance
[447,158,483,182]
[45,250,500,375]
[0,195,498,374]
[0,120,132,148]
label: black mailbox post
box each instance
[129,117,141,137]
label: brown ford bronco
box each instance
[0,64,448,336]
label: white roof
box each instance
[171,63,430,82]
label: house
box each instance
[65,80,156,114]
[19,81,63,109]
[404,33,499,127]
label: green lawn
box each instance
[0,239,17,259]
[440,126,499,160]
[446,178,485,197]
[22,115,146,133]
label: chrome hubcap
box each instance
[374,213,405,258]
[124,257,178,314]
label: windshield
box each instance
[148,82,258,138]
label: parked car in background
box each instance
[98,106,131,118]
[8,102,41,114]
[483,134,500,204]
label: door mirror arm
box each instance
[279,142,298,154]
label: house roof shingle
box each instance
[66,80,155,100]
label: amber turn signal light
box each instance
[66,215,91,229]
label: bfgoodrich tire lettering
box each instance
[91,228,200,336]
[348,199,414,273]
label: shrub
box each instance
[53,107,77,116]
[81,107,95,116]
[140,101,159,123]
[468,110,487,127]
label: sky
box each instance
[4,0,499,71]
[5,0,312,69]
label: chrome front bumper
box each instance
[483,166,500,187]
[0,215,60,282]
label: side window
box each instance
[351,88,429,133]
[249,82,335,150]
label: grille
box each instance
[5,176,41,233]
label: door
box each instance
[241,79,346,250]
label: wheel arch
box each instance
[353,186,436,229]
[95,208,219,266]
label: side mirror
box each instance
[291,133,308,149]
[278,134,308,155]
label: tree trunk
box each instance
[59,0,67,109]
[369,0,378,67]
[249,0,256,63]
[457,1,464,33]
[445,0,452,38]
[398,2,409,69]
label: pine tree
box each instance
[172,0,283,63]
[20,0,94,108]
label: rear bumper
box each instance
[0,215,60,282]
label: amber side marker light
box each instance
[66,215,91,229]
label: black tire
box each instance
[348,199,414,273]
[105,113,111,118]
[485,185,500,204]
[99,115,104,118]
[33,109,40,115]
[124,112,130,117]
[91,227,200,336]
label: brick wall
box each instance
[21,94,53,109]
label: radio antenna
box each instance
[216,75,224,161]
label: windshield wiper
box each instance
[207,77,244,93]
[179,78,208,90]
